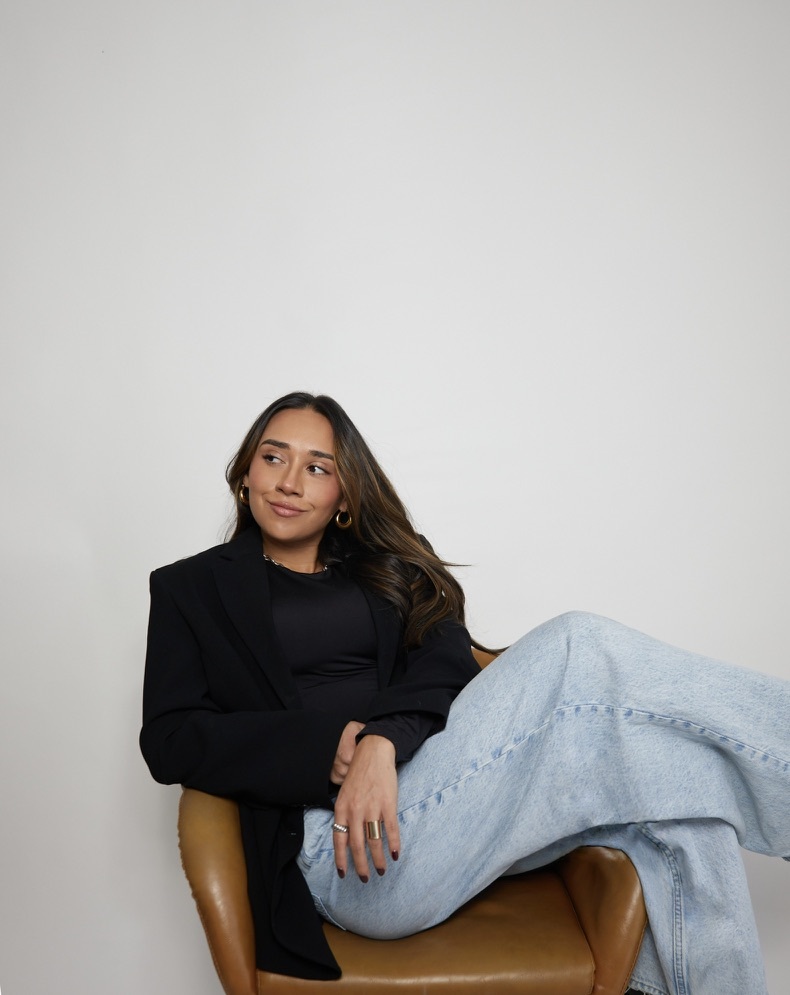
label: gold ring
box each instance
[366,820,383,840]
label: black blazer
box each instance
[140,525,479,979]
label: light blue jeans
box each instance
[298,612,790,995]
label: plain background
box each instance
[1,2,788,993]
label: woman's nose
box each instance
[277,467,301,494]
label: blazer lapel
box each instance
[212,526,302,709]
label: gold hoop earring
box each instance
[335,509,352,530]
[239,485,249,506]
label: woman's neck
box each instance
[262,541,323,574]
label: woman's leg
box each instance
[300,612,790,994]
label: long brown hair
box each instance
[225,392,470,648]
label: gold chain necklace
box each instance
[263,553,328,574]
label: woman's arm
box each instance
[332,617,481,880]
[363,618,481,731]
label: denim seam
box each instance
[638,824,689,995]
[310,891,347,931]
[395,703,589,822]
[396,722,550,820]
[553,703,790,768]
[399,701,789,824]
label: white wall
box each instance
[1,2,788,992]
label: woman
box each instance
[141,391,790,995]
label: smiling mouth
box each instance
[268,502,304,517]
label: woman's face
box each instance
[243,407,347,558]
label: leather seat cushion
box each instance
[258,871,595,994]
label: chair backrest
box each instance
[471,646,498,668]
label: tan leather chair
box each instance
[177,650,647,995]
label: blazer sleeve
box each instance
[139,569,347,808]
[362,618,481,733]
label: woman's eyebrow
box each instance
[260,438,335,460]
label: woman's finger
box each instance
[383,805,401,862]
[331,819,351,878]
[347,819,372,881]
[365,817,387,876]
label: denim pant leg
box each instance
[299,611,790,995]
[525,819,768,995]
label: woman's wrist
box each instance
[355,732,397,760]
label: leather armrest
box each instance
[178,788,257,995]
[557,847,647,995]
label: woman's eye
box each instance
[262,452,282,464]
[308,464,329,475]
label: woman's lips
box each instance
[269,502,304,518]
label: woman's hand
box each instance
[330,721,366,786]
[332,734,400,882]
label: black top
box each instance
[266,560,438,761]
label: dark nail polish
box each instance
[377,868,386,877]
[336,868,345,879]
[359,874,369,884]
[391,851,399,861]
